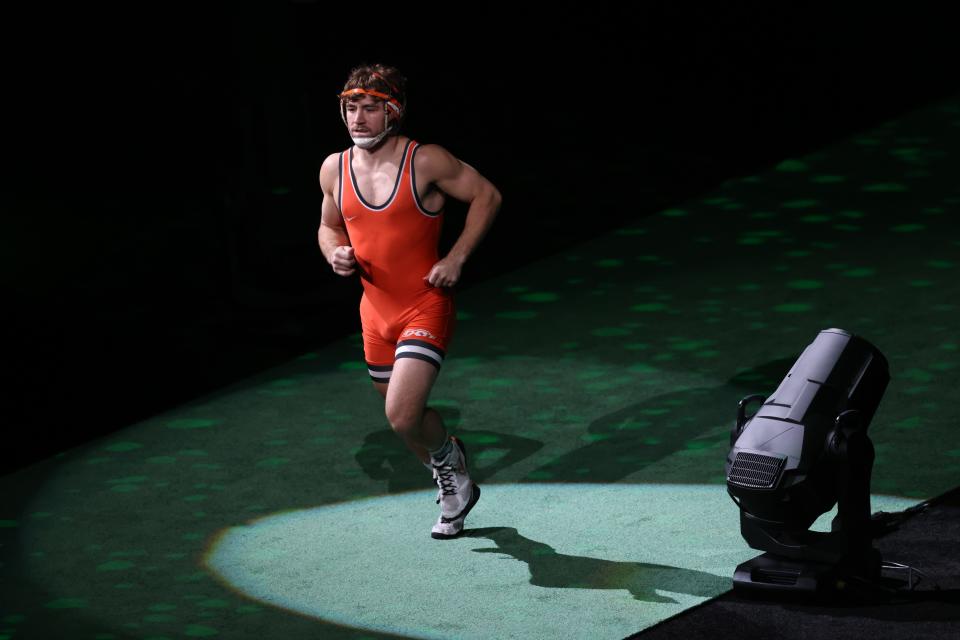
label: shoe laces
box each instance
[433,463,458,503]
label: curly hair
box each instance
[341,63,407,125]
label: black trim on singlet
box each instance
[394,351,442,369]
[410,144,444,217]
[337,151,343,212]
[396,339,447,359]
[349,139,413,211]
[367,362,393,383]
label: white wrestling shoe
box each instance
[430,436,481,539]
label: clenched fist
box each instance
[329,245,356,276]
[424,255,462,288]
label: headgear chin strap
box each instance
[338,81,405,150]
[352,132,390,149]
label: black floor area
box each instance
[630,488,960,639]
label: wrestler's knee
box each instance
[385,402,422,436]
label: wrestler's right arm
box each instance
[318,153,356,277]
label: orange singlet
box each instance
[338,139,455,383]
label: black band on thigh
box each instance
[394,350,442,369]
[394,340,445,370]
[367,362,393,383]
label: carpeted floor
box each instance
[1,95,958,640]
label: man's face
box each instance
[344,95,388,136]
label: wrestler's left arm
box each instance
[417,144,502,288]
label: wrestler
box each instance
[318,64,501,538]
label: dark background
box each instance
[3,2,957,475]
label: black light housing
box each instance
[726,328,890,594]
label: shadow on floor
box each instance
[466,526,730,603]
[355,406,545,491]
[523,358,796,483]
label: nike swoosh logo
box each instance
[344,215,358,221]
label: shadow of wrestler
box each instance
[524,358,797,483]
[356,406,545,492]
[466,527,730,603]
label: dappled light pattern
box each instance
[1,98,958,639]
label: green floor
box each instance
[2,96,959,640]
[205,485,914,639]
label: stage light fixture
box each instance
[726,328,890,594]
